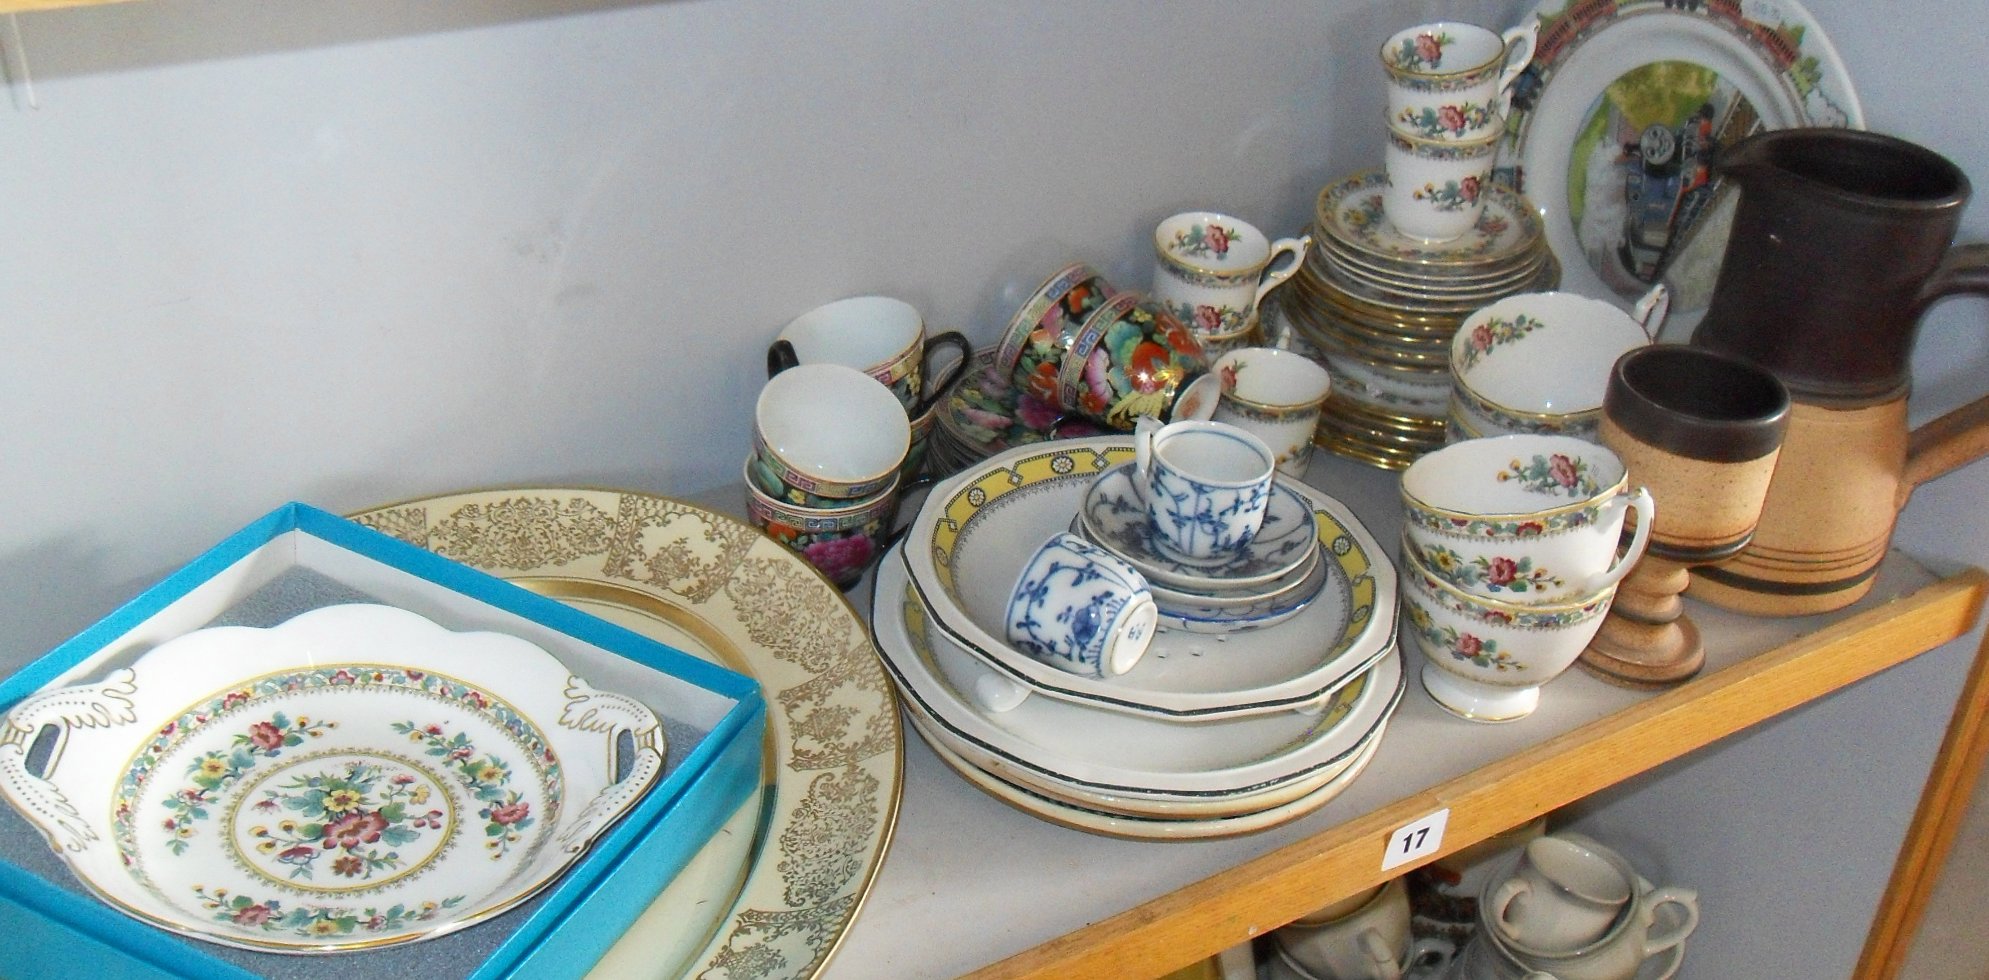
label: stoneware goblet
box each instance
[1580,345,1790,687]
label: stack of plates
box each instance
[1277,170,1558,470]
[1070,462,1326,635]
[872,437,1402,838]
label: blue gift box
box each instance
[0,502,765,980]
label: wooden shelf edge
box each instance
[1856,616,1989,978]
[970,567,1989,980]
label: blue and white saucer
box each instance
[1152,554,1330,635]
[1080,463,1318,591]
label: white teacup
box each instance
[1399,434,1654,603]
[1487,836,1633,953]
[1132,417,1278,564]
[1211,347,1332,478]
[1479,835,1699,980]
[754,363,911,501]
[1382,125,1502,243]
[1004,531,1159,678]
[767,295,972,417]
[1151,211,1308,337]
[1450,287,1669,441]
[1380,20,1536,140]
[1275,878,1453,980]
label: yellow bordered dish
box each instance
[902,437,1396,721]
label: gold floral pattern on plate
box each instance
[351,488,901,979]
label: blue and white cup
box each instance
[1132,416,1278,564]
[1004,531,1159,678]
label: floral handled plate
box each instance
[0,603,666,954]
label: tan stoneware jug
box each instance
[1689,128,1989,615]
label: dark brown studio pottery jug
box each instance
[1688,128,1989,615]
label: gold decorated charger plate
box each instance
[348,488,901,979]
[0,603,667,953]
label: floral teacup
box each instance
[766,295,971,417]
[1150,211,1308,337]
[1382,125,1502,243]
[1450,286,1668,441]
[743,460,907,590]
[1401,539,1616,723]
[996,263,1118,404]
[754,362,911,501]
[1380,20,1536,141]
[1056,291,1212,429]
[1399,434,1653,604]
[1211,346,1332,478]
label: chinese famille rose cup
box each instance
[1382,126,1503,243]
[1400,539,1616,723]
[1450,286,1669,441]
[1004,531,1159,678]
[1211,346,1332,478]
[1399,434,1654,604]
[997,263,1118,404]
[766,295,972,417]
[1380,20,1536,141]
[743,458,906,590]
[1132,416,1278,564]
[1057,290,1214,430]
[753,363,910,501]
[1150,211,1309,337]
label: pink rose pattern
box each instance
[1415,543,1567,596]
[1167,222,1243,260]
[1394,100,1496,139]
[1498,453,1601,497]
[247,756,445,882]
[1413,174,1485,212]
[1457,314,1548,370]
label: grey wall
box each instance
[0,0,1984,975]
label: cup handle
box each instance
[1637,885,1700,958]
[1897,242,1989,505]
[1357,927,1401,980]
[1132,414,1162,503]
[914,330,975,417]
[875,474,938,559]
[1251,234,1312,310]
[1631,283,1672,340]
[1406,935,1456,974]
[1489,877,1531,936]
[1583,485,1656,593]
[1496,19,1540,115]
[766,338,800,379]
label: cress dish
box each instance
[900,438,1396,722]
